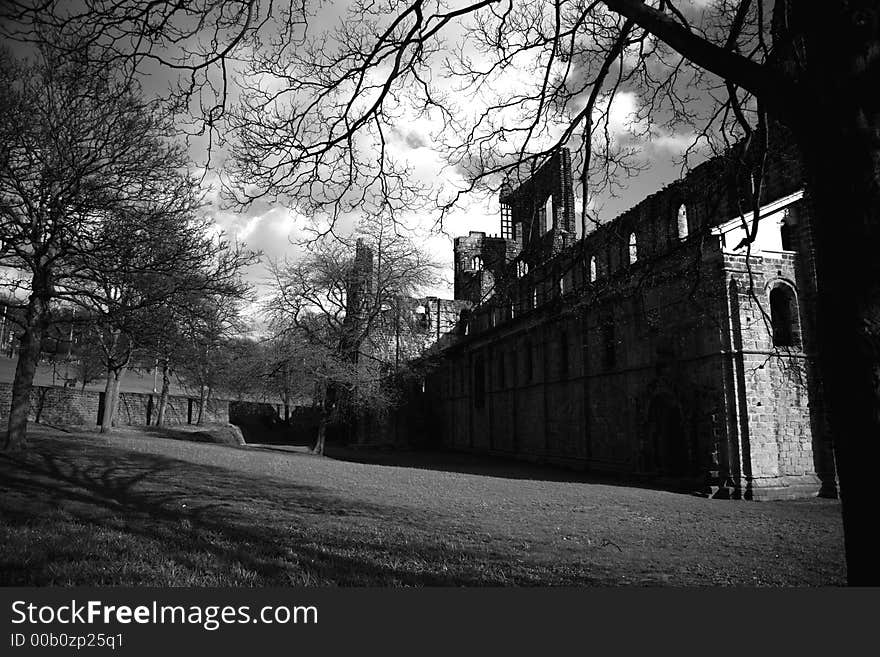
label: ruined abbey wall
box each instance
[403,141,834,500]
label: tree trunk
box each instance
[156,361,171,427]
[283,363,291,422]
[100,369,117,433]
[110,370,124,428]
[3,289,50,450]
[312,382,335,455]
[798,128,880,586]
[773,2,880,585]
[197,383,207,425]
[313,412,328,456]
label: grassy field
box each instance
[0,425,846,586]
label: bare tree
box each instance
[83,224,256,431]
[0,43,205,447]
[0,39,257,438]
[176,287,250,425]
[268,220,440,454]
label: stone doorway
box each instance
[647,394,689,476]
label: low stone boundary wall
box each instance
[0,382,229,427]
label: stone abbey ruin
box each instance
[385,138,835,501]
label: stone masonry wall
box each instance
[398,133,827,499]
[0,382,229,427]
[426,235,735,486]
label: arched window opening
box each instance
[769,284,799,348]
[500,202,513,239]
[677,204,688,240]
[516,260,528,278]
[589,256,597,282]
[780,220,794,251]
[415,304,428,330]
[532,287,538,308]
[544,195,554,233]
[471,255,483,270]
[628,232,638,264]
[558,276,565,296]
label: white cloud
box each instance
[605,91,641,136]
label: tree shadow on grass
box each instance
[323,445,701,495]
[0,434,606,586]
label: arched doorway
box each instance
[647,394,689,476]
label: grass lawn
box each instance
[0,425,846,586]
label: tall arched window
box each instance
[516,260,528,278]
[544,195,554,233]
[471,255,483,270]
[589,256,597,282]
[769,283,800,348]
[414,304,428,329]
[532,287,538,308]
[780,222,794,251]
[677,204,688,239]
[628,232,638,264]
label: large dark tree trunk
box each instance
[782,1,880,587]
[797,129,880,586]
[100,367,124,433]
[312,382,335,456]
[3,280,51,450]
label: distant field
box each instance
[0,425,846,586]
[0,355,190,395]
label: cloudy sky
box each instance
[186,1,717,314]
[3,1,717,315]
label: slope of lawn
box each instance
[0,425,845,586]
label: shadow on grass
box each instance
[322,445,704,496]
[0,433,603,586]
[235,422,698,495]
